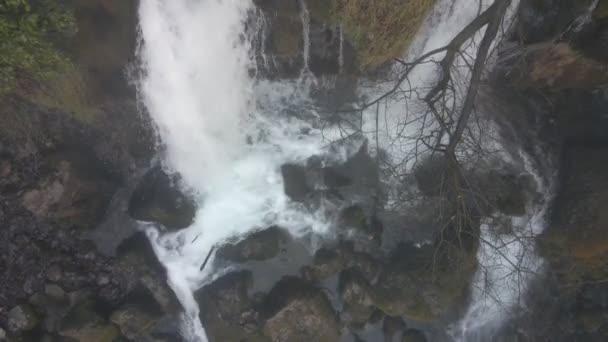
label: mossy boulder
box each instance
[372,243,476,321]
[58,298,120,342]
[254,0,304,77]
[302,242,379,282]
[339,269,376,326]
[402,329,427,342]
[216,226,289,263]
[195,271,268,342]
[538,146,608,286]
[307,0,436,69]
[255,0,436,76]
[7,304,40,333]
[261,277,340,342]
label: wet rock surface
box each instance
[497,2,608,340]
[262,277,340,342]
[216,226,289,263]
[127,166,197,231]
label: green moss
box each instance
[308,0,436,69]
[0,0,76,95]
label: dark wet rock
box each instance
[253,0,304,78]
[383,315,406,342]
[515,0,596,44]
[539,146,608,285]
[111,232,180,314]
[281,142,379,217]
[58,295,120,342]
[339,269,376,326]
[19,152,117,228]
[414,154,528,216]
[402,329,427,342]
[44,285,66,303]
[195,271,266,342]
[46,265,63,283]
[145,314,188,342]
[324,142,378,191]
[281,163,315,202]
[262,277,340,342]
[302,242,379,282]
[128,166,196,230]
[7,304,40,333]
[413,155,449,197]
[474,169,528,216]
[88,185,141,257]
[373,243,476,321]
[110,303,163,340]
[338,204,383,246]
[528,145,608,340]
[301,248,343,282]
[217,226,289,263]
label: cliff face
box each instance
[254,0,435,77]
[495,1,608,340]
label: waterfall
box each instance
[136,0,548,340]
[298,0,312,76]
[451,149,555,341]
[137,0,331,340]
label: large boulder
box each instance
[339,269,376,326]
[261,277,340,342]
[58,297,120,342]
[281,142,379,205]
[127,166,197,231]
[372,243,476,321]
[216,226,289,263]
[302,241,380,282]
[7,304,40,333]
[195,271,267,342]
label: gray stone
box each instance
[45,284,66,302]
[216,226,287,263]
[127,166,196,231]
[110,304,160,340]
[7,304,40,333]
[46,264,63,282]
[262,277,340,342]
[402,329,427,342]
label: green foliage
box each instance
[0,0,76,95]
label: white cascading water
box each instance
[137,0,333,340]
[136,0,548,341]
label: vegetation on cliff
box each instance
[0,0,76,95]
[308,0,435,69]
